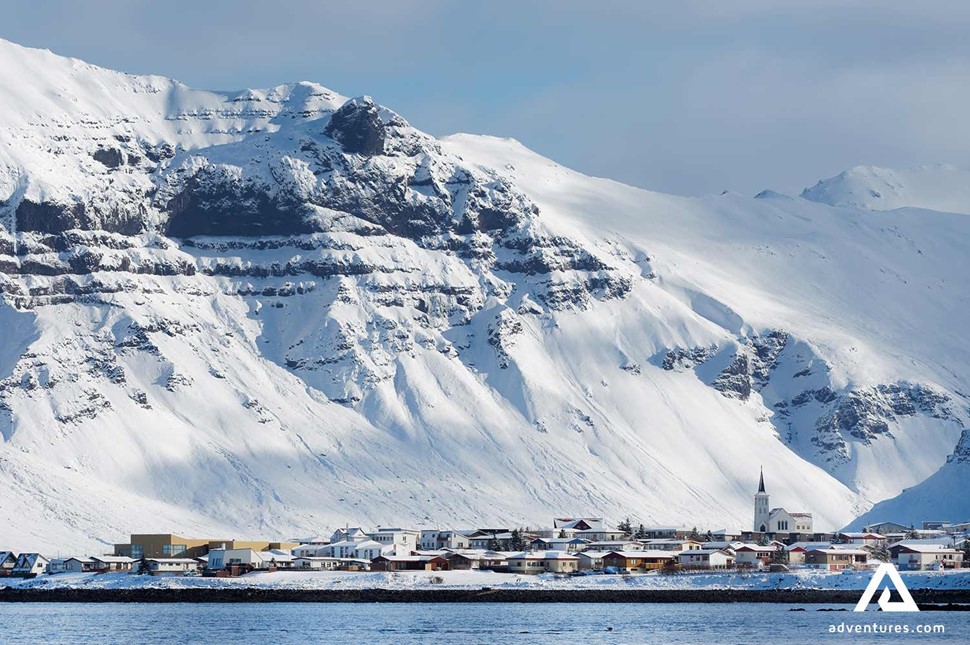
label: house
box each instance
[838,532,886,548]
[862,521,911,535]
[368,528,420,551]
[370,555,449,572]
[752,469,813,533]
[144,558,199,575]
[206,548,269,573]
[12,553,49,577]
[330,527,369,543]
[0,551,18,576]
[638,527,690,540]
[574,528,629,542]
[584,541,644,552]
[576,550,612,571]
[896,545,963,571]
[419,530,471,551]
[323,540,368,559]
[90,555,135,572]
[444,550,508,571]
[676,549,734,569]
[530,537,589,553]
[734,544,778,568]
[468,532,514,550]
[701,541,745,555]
[785,544,808,564]
[507,551,579,574]
[260,549,295,569]
[804,548,868,571]
[293,556,343,570]
[603,550,676,572]
[353,540,396,561]
[643,539,702,552]
[61,557,95,573]
[922,521,952,531]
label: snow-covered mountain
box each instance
[801,164,970,214]
[1,38,968,552]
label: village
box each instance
[3,472,969,582]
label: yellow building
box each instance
[114,534,298,559]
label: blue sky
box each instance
[2,0,968,196]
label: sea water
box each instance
[0,602,967,644]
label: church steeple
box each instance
[753,466,770,532]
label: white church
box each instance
[753,468,813,533]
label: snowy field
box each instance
[5,569,970,592]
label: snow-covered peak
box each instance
[801,164,970,214]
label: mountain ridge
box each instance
[0,38,968,552]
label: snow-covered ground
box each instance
[5,569,970,592]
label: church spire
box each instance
[757,466,766,494]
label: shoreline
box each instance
[3,587,970,604]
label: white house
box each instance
[896,545,964,571]
[643,539,702,552]
[530,537,589,553]
[584,540,644,552]
[12,553,49,577]
[329,527,369,543]
[574,528,628,542]
[577,550,612,571]
[419,530,471,550]
[145,558,199,575]
[676,549,734,569]
[368,528,419,551]
[61,557,95,573]
[207,548,266,571]
[294,536,331,546]
[353,540,396,561]
[839,532,887,548]
[90,555,135,572]
[734,544,778,568]
[293,556,343,570]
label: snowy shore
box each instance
[5,568,970,592]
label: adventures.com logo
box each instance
[828,564,946,637]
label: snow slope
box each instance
[801,164,970,214]
[0,39,968,552]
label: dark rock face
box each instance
[324,97,386,156]
[165,169,316,238]
[16,199,90,234]
[713,354,752,400]
[947,429,970,464]
[92,147,124,168]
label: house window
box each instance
[131,545,144,559]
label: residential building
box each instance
[293,556,343,570]
[676,549,734,569]
[419,530,471,551]
[896,545,963,571]
[603,550,676,572]
[0,551,18,576]
[144,558,199,575]
[370,555,449,572]
[643,539,702,552]
[734,544,778,568]
[444,550,508,571]
[530,537,589,553]
[90,556,135,572]
[573,528,628,542]
[584,541,644,552]
[113,534,297,559]
[368,528,419,552]
[468,531,514,550]
[577,550,611,571]
[862,521,910,535]
[12,553,49,577]
[838,532,887,548]
[61,557,95,573]
[507,551,579,574]
[804,548,868,571]
[329,527,369,543]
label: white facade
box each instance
[294,557,343,570]
[146,558,198,574]
[896,545,963,571]
[734,545,776,567]
[12,553,49,576]
[753,469,813,533]
[677,549,734,569]
[368,528,419,551]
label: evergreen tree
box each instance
[867,543,890,563]
[772,544,788,564]
[509,529,525,551]
[617,518,632,535]
[635,524,647,540]
[558,529,568,539]
[688,526,701,541]
[487,538,501,551]
[757,533,771,547]
[705,530,714,543]
[905,524,920,540]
